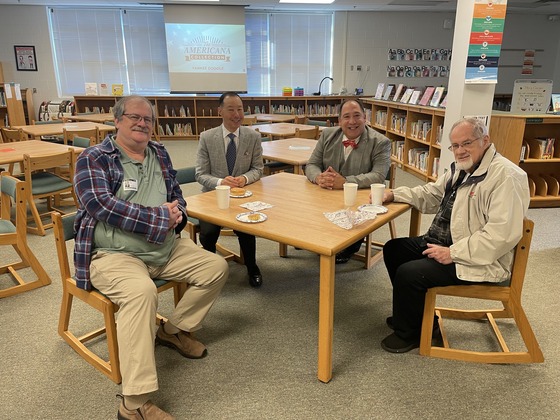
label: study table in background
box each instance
[12,122,116,140]
[0,140,85,167]
[185,172,421,383]
[63,113,115,123]
[246,113,297,123]
[261,137,316,175]
[251,122,325,139]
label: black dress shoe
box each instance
[335,252,352,264]
[248,271,263,288]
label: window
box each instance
[49,7,169,96]
[49,7,333,97]
[246,12,333,95]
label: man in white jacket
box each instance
[379,118,530,353]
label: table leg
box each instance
[317,253,335,383]
[409,207,421,237]
[294,165,303,175]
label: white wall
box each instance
[337,11,560,96]
[0,6,59,119]
[1,5,560,120]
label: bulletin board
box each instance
[510,79,553,114]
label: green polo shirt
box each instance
[93,140,175,266]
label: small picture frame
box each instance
[14,45,37,71]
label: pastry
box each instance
[231,187,246,196]
[247,213,261,221]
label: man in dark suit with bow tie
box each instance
[196,92,264,287]
[305,99,391,263]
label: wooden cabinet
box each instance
[73,95,358,141]
[489,112,560,208]
[363,98,443,182]
[0,83,26,127]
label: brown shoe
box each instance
[156,323,208,359]
[117,397,175,420]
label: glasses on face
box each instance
[122,113,154,126]
[448,138,481,151]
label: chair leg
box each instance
[26,197,47,236]
[419,289,437,356]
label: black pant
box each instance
[383,236,472,340]
[199,220,257,272]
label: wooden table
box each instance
[0,140,84,166]
[261,137,317,175]
[12,121,116,139]
[251,123,325,139]
[246,113,297,123]
[185,172,420,383]
[64,113,115,123]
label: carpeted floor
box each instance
[1,141,559,419]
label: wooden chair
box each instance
[63,127,100,146]
[259,133,293,176]
[0,173,51,298]
[295,126,319,140]
[352,162,397,269]
[295,116,331,127]
[21,150,77,236]
[0,127,26,174]
[242,116,257,126]
[419,218,544,364]
[52,212,185,383]
[32,119,64,143]
[175,167,243,264]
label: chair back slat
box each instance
[175,167,196,185]
[509,218,534,295]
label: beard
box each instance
[455,157,474,171]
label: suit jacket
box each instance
[196,125,264,192]
[305,125,391,189]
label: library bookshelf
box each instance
[73,95,356,141]
[362,98,444,183]
[489,112,560,208]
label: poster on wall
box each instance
[465,0,507,84]
[14,45,37,71]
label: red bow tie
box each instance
[343,139,358,149]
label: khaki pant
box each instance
[90,238,228,395]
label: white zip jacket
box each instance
[393,144,530,283]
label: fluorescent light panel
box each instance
[279,0,335,4]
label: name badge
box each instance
[123,179,138,191]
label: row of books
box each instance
[408,147,430,172]
[390,114,407,134]
[375,110,387,127]
[85,82,124,96]
[528,174,560,197]
[410,119,431,141]
[157,123,194,136]
[391,140,405,161]
[374,83,447,108]
[306,104,341,116]
[84,106,112,114]
[521,137,556,160]
[162,105,192,118]
[0,91,6,106]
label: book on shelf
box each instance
[408,90,422,105]
[419,87,435,106]
[99,83,109,96]
[432,157,440,178]
[430,87,445,107]
[551,93,560,114]
[520,140,528,162]
[439,94,448,108]
[85,82,98,96]
[111,84,124,96]
[374,83,385,99]
[393,84,405,102]
[382,84,395,101]
[400,88,414,104]
[536,137,555,159]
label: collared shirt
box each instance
[73,135,185,290]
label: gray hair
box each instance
[450,117,489,139]
[113,95,156,121]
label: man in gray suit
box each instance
[305,99,391,264]
[196,92,265,287]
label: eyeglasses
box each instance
[122,113,154,125]
[447,138,481,151]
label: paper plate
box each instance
[358,204,388,214]
[230,190,253,198]
[236,212,267,223]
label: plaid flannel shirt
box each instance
[73,136,186,290]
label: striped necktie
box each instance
[226,133,236,175]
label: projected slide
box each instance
[166,24,246,75]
